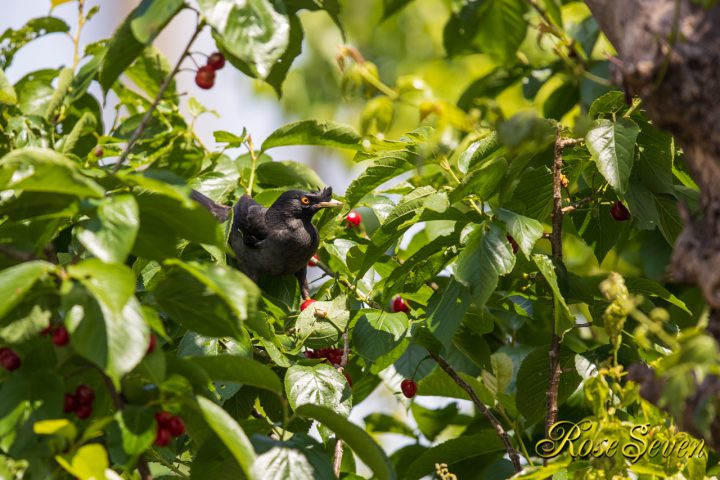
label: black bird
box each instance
[191,187,342,299]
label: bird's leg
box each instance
[295,267,310,300]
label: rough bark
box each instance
[585,0,720,447]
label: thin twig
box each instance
[0,244,38,262]
[246,135,259,195]
[113,23,204,172]
[102,373,152,480]
[428,351,522,472]
[332,331,350,477]
[71,0,85,70]
[545,127,573,454]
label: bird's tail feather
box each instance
[190,190,231,222]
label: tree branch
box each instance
[332,331,350,477]
[113,22,204,172]
[102,373,152,480]
[428,351,522,472]
[545,127,574,448]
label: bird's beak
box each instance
[315,199,343,209]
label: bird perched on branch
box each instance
[191,187,342,299]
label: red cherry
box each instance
[207,52,226,70]
[147,334,157,354]
[63,394,76,413]
[94,147,104,157]
[155,411,173,427]
[75,404,93,419]
[168,416,185,437]
[345,211,361,227]
[75,385,95,406]
[400,379,417,398]
[52,325,70,346]
[155,428,172,447]
[195,66,216,90]
[610,201,630,221]
[40,324,53,336]
[304,350,315,358]
[0,347,21,371]
[507,235,519,254]
[300,298,316,311]
[391,296,410,313]
[344,372,353,387]
[308,255,320,267]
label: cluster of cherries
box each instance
[304,348,352,385]
[305,347,343,365]
[195,52,226,90]
[0,347,21,371]
[63,385,95,419]
[154,411,185,447]
[44,324,70,346]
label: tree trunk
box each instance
[584,0,720,447]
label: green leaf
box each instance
[532,254,575,338]
[457,68,525,112]
[33,419,77,441]
[456,223,515,307]
[153,261,262,338]
[382,0,414,19]
[0,69,17,105]
[497,112,556,153]
[482,352,514,397]
[125,46,175,99]
[411,402,459,441]
[262,120,362,151]
[196,396,257,479]
[76,195,139,263]
[108,406,154,463]
[352,310,409,364]
[426,279,471,346]
[255,160,324,191]
[296,296,350,348]
[264,13,304,95]
[588,91,627,119]
[516,347,581,424]
[655,193,683,245]
[623,277,690,314]
[198,0,290,79]
[363,413,415,437]
[496,208,544,257]
[585,118,640,195]
[99,0,183,91]
[357,186,437,278]
[55,444,110,480]
[43,67,73,121]
[213,130,247,148]
[60,112,97,154]
[404,431,504,479]
[449,156,507,204]
[187,356,282,394]
[296,404,396,480]
[417,368,493,405]
[457,132,500,173]
[251,435,334,480]
[444,0,527,62]
[345,149,419,207]
[0,261,55,322]
[0,148,104,198]
[285,364,352,416]
[67,259,149,384]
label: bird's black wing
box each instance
[232,195,269,247]
[190,190,231,222]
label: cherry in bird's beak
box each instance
[316,199,343,208]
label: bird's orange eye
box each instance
[301,197,310,205]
